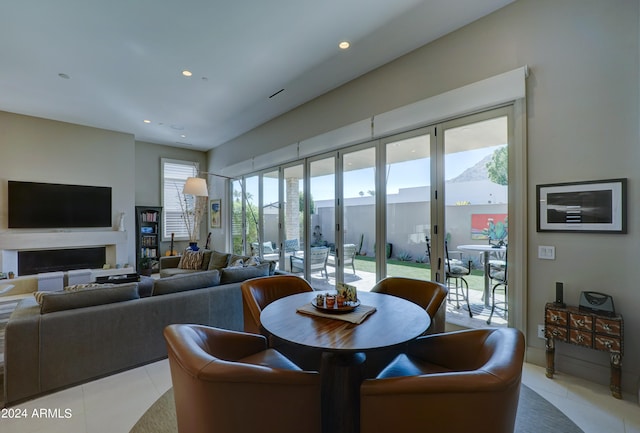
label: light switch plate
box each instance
[538,245,555,260]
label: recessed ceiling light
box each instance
[180,134,186,138]
[182,70,193,77]
[143,119,151,124]
[338,41,350,50]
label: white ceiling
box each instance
[1,0,514,151]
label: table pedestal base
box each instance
[320,352,366,433]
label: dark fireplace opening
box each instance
[19,247,106,276]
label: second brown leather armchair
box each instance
[241,274,314,335]
[361,327,525,433]
[370,277,448,334]
[164,324,321,433]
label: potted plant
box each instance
[139,257,153,276]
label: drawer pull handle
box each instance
[552,329,561,337]
[604,341,612,349]
[577,335,584,343]
[603,324,612,331]
[551,315,560,322]
[577,319,585,327]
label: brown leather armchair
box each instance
[164,324,321,433]
[241,274,320,369]
[365,277,448,378]
[360,328,525,433]
[241,274,314,334]
[370,277,448,334]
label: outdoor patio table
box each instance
[457,244,507,308]
[260,291,430,433]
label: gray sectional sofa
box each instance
[3,254,280,406]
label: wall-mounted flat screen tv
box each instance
[8,181,112,228]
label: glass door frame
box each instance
[377,126,436,282]
[432,105,525,329]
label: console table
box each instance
[544,302,623,398]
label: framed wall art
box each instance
[536,178,626,233]
[210,199,222,229]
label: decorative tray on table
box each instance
[312,297,360,314]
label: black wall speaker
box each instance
[554,282,566,307]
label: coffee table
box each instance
[261,291,430,433]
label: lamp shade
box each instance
[183,177,209,196]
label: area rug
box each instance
[130,384,584,433]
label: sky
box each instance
[249,145,502,203]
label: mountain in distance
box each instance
[448,154,492,183]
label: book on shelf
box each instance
[141,248,158,258]
[140,211,158,222]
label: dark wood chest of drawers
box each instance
[544,303,623,398]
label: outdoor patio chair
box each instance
[360,328,525,433]
[342,243,357,274]
[487,252,508,325]
[290,247,329,278]
[445,241,473,318]
[284,239,300,253]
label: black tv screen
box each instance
[8,181,112,228]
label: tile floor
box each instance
[2,359,639,433]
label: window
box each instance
[161,159,198,241]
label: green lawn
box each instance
[354,256,485,292]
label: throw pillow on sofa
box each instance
[219,262,270,285]
[36,283,140,314]
[208,250,231,271]
[152,270,221,296]
[178,250,205,270]
[63,283,104,292]
[245,255,278,275]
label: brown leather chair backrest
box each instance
[241,274,314,335]
[371,277,448,334]
[164,324,321,433]
[360,327,525,433]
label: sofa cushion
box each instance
[152,270,220,296]
[178,250,205,270]
[201,250,213,269]
[208,250,231,271]
[38,283,140,314]
[220,263,270,285]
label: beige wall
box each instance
[135,140,208,252]
[0,112,136,267]
[210,0,640,393]
[0,112,207,268]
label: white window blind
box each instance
[162,159,198,240]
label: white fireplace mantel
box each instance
[0,230,127,250]
[0,230,129,275]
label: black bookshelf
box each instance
[135,206,162,274]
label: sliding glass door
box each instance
[440,108,511,327]
[341,145,377,285]
[383,129,433,281]
[229,105,520,328]
[305,156,335,290]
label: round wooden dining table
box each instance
[261,291,430,433]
